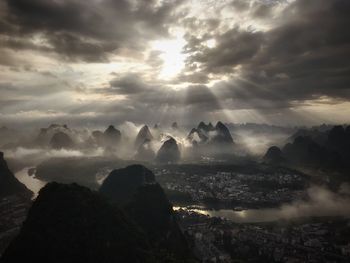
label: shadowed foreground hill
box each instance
[1,183,153,263]
[0,152,32,199]
[99,164,155,204]
[3,165,195,262]
[126,184,191,258]
[100,165,194,261]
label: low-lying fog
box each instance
[1,121,295,169]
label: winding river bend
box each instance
[15,168,47,198]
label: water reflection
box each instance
[15,168,47,199]
[174,206,286,223]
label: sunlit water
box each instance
[15,168,47,199]
[174,202,350,223]
[174,206,293,223]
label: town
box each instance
[154,165,309,209]
[177,209,350,262]
[0,195,31,257]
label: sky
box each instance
[0,0,349,128]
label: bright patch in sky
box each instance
[151,33,187,80]
[205,39,217,48]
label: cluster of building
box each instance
[156,168,307,208]
[177,209,350,262]
[0,195,31,256]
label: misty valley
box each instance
[0,121,350,262]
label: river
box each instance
[174,206,299,223]
[14,168,47,199]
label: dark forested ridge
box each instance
[2,165,195,262]
[100,165,193,260]
[99,164,156,204]
[1,182,153,263]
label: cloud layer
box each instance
[0,0,349,127]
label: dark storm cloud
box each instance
[186,27,264,73]
[185,0,350,107]
[0,0,183,62]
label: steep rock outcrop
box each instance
[49,132,74,150]
[99,165,155,204]
[156,137,181,163]
[135,125,153,149]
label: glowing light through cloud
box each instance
[151,33,188,80]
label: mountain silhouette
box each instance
[197,121,215,133]
[263,146,285,165]
[36,124,71,147]
[100,165,192,260]
[266,126,350,174]
[103,125,121,146]
[135,125,153,149]
[99,165,155,205]
[187,128,208,144]
[156,137,181,163]
[211,121,234,145]
[1,182,153,263]
[49,132,74,150]
[126,183,192,259]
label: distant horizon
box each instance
[1,120,350,131]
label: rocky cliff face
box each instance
[156,137,181,163]
[0,152,33,199]
[134,125,153,149]
[212,121,234,145]
[103,125,121,146]
[49,132,75,149]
